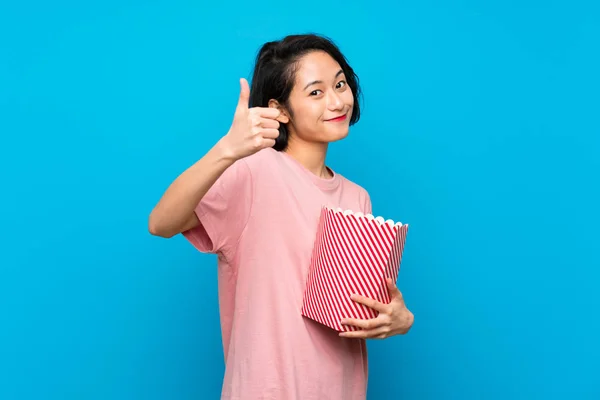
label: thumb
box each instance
[386,278,404,302]
[236,78,250,111]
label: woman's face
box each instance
[275,50,354,146]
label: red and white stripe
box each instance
[301,207,409,332]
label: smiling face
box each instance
[272,50,355,147]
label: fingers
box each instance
[350,294,387,313]
[340,316,386,331]
[386,278,404,303]
[235,79,279,119]
[256,118,280,129]
[255,107,281,119]
[248,109,281,127]
[248,111,280,140]
[236,78,250,111]
[261,128,280,139]
[339,325,390,339]
[260,138,276,149]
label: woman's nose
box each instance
[327,91,344,110]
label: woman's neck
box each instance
[283,138,332,179]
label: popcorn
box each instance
[301,207,409,332]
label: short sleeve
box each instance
[182,159,253,258]
[361,189,372,215]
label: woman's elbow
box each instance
[148,213,175,238]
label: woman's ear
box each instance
[268,99,290,124]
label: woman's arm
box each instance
[148,139,235,238]
[148,78,281,238]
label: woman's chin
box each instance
[328,130,349,142]
[296,128,350,145]
[324,129,350,143]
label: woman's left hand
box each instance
[339,278,414,339]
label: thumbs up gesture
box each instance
[220,78,284,161]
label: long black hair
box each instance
[248,33,362,151]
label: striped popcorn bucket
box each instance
[301,207,409,332]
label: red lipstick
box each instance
[326,114,347,122]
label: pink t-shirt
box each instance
[183,147,372,400]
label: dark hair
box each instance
[248,33,362,151]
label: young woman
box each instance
[149,34,414,400]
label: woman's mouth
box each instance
[326,114,347,122]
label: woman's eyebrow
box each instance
[303,69,345,91]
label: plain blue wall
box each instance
[1,1,598,399]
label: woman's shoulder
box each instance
[239,147,283,174]
[336,172,369,195]
[336,173,372,212]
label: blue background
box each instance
[1,1,599,399]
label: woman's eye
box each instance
[336,81,347,89]
[310,90,322,96]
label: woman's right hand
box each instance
[219,78,282,161]
[149,78,282,238]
